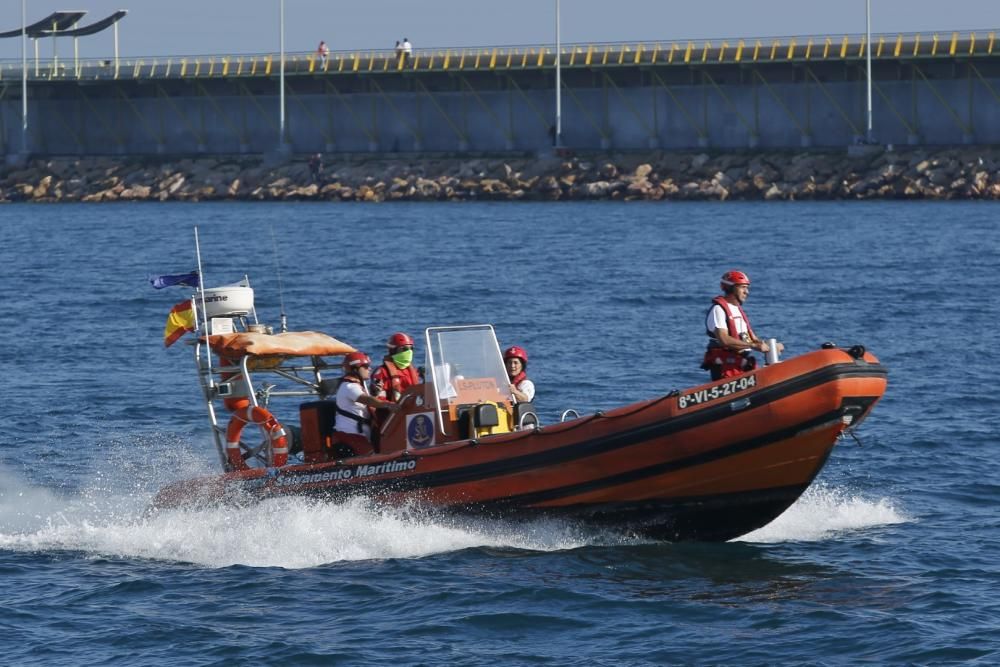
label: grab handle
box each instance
[765,338,780,365]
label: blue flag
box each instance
[150,271,200,289]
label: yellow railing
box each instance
[1,30,995,83]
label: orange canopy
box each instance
[205,331,356,358]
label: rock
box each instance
[120,185,152,200]
[972,171,990,195]
[585,181,611,198]
[0,148,995,204]
[64,178,87,197]
[764,183,788,200]
[479,179,509,197]
[292,184,319,198]
[710,171,732,188]
[457,160,484,179]
[33,175,53,199]
[691,153,711,169]
[536,176,560,193]
[626,180,651,198]
[926,168,953,186]
[415,178,441,199]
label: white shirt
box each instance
[515,379,535,402]
[707,301,749,339]
[402,40,412,55]
[335,380,370,438]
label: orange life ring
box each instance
[225,405,289,470]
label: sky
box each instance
[1,0,999,61]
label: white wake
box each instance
[0,465,907,566]
[0,467,599,567]
[738,482,909,543]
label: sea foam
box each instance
[738,482,909,543]
[1,462,907,566]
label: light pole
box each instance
[279,0,288,153]
[865,0,873,143]
[554,0,562,148]
[19,0,27,157]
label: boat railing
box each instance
[518,411,540,429]
[560,409,580,422]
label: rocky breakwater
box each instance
[3,147,1000,203]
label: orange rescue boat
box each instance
[153,295,887,541]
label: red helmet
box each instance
[503,346,528,364]
[343,351,371,368]
[387,332,414,349]
[720,270,751,292]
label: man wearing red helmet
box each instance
[701,270,783,380]
[504,345,535,403]
[371,332,422,402]
[334,350,399,454]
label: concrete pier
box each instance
[2,30,999,156]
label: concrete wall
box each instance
[2,67,998,156]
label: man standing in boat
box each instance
[702,270,783,380]
[372,332,422,402]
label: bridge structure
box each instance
[1,29,999,157]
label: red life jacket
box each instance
[706,295,755,344]
[373,360,420,401]
[702,296,757,377]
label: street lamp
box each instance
[865,0,873,143]
[278,0,289,154]
[21,0,27,156]
[554,0,562,148]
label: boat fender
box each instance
[821,341,837,349]
[848,345,867,360]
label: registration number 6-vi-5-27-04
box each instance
[678,374,757,409]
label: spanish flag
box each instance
[164,299,196,348]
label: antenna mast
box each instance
[194,226,213,383]
[270,226,288,332]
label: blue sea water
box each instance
[0,200,997,665]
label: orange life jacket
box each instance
[373,360,420,401]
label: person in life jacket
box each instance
[371,332,422,402]
[701,270,784,381]
[334,351,400,455]
[504,345,535,403]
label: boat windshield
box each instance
[425,325,511,410]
